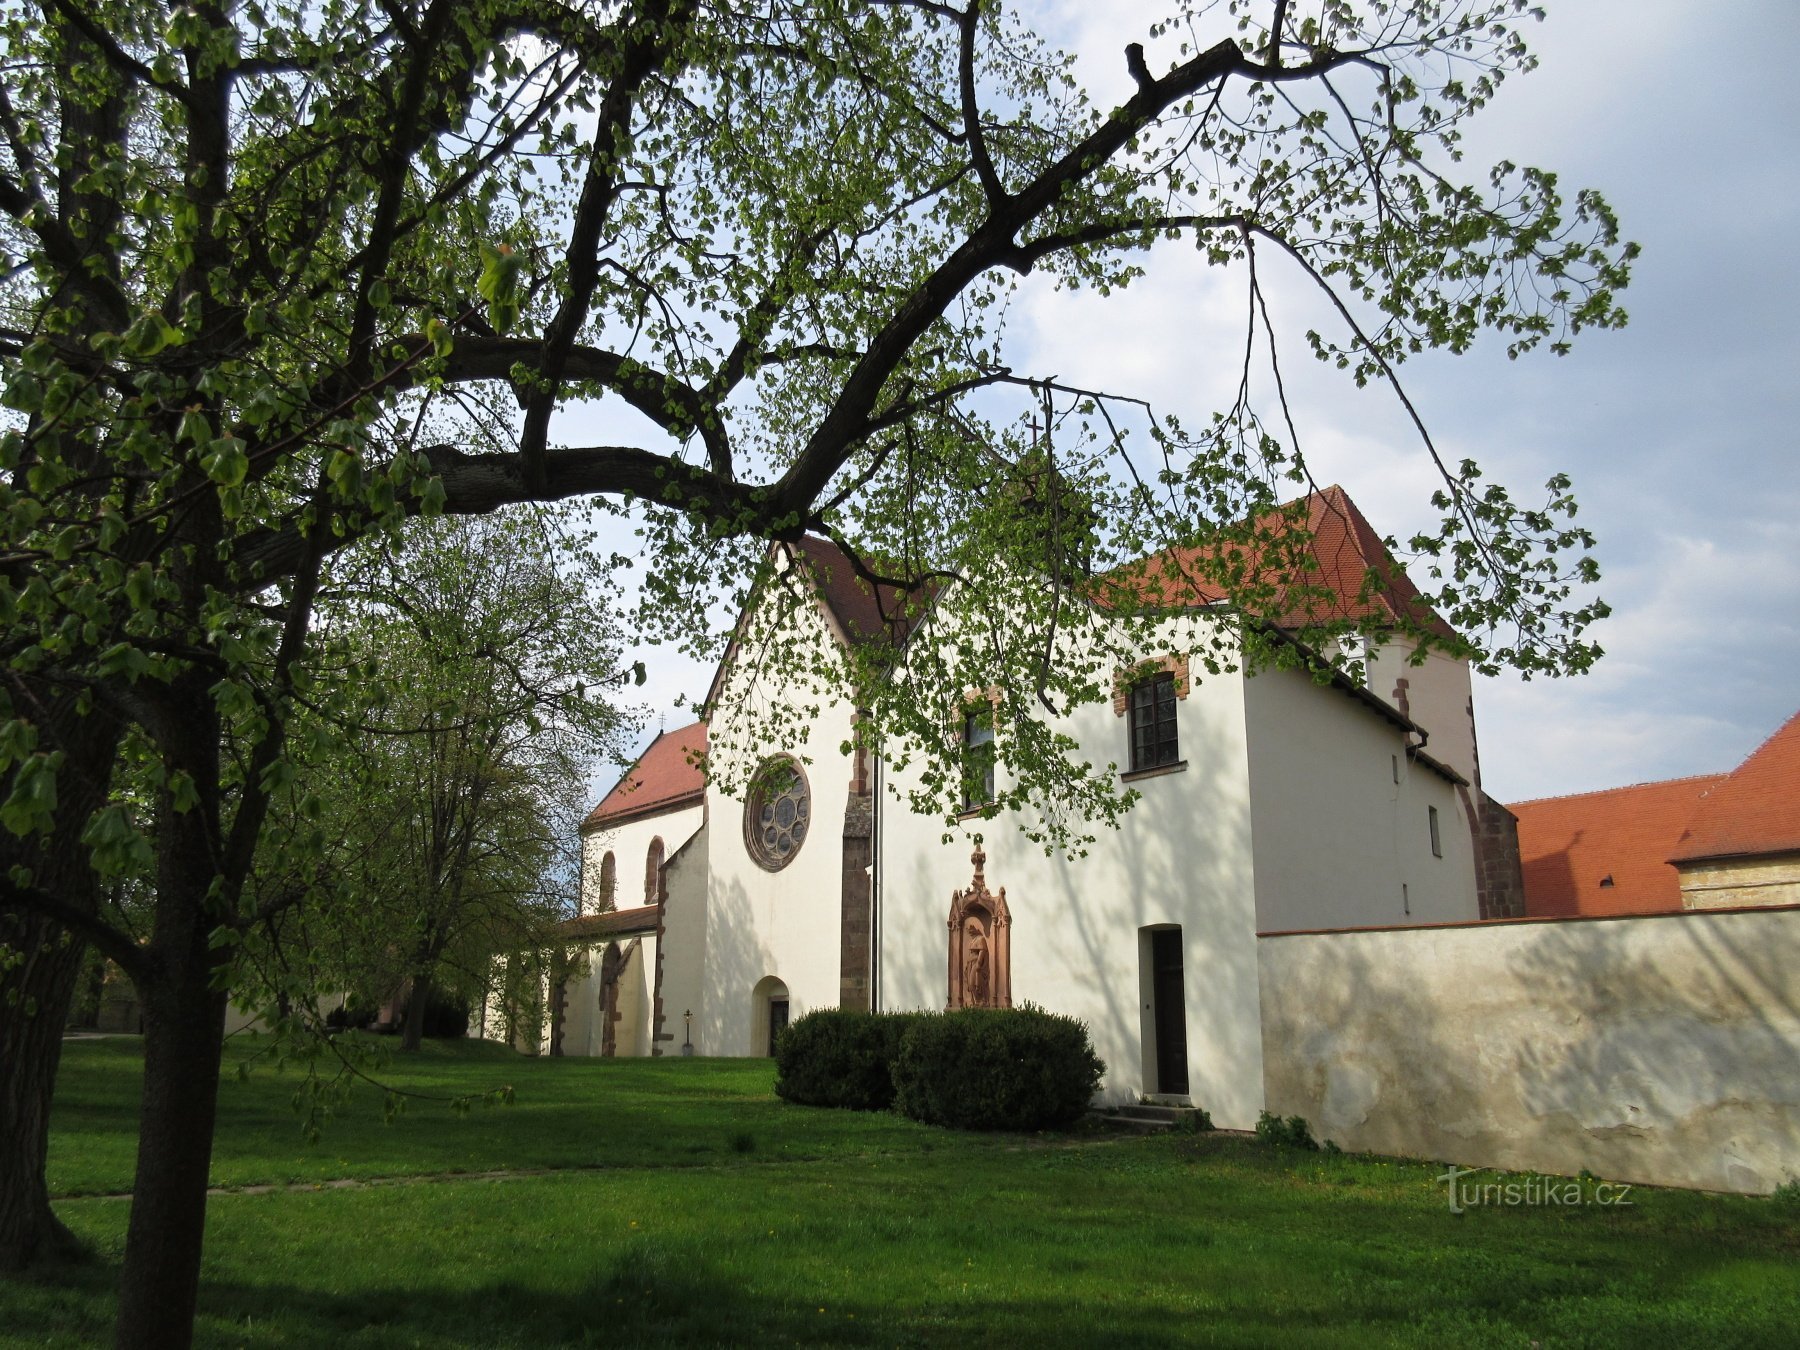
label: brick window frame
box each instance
[1111,654,1191,715]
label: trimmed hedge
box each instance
[892,1005,1103,1131]
[773,1009,929,1110]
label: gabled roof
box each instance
[580,722,707,832]
[1670,710,1800,863]
[789,535,925,653]
[1103,485,1460,643]
[1511,775,1724,917]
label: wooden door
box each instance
[1151,929,1189,1095]
[767,997,790,1057]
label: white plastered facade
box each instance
[876,614,1479,1128]
[543,554,1488,1131]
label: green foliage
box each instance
[773,1008,929,1111]
[235,507,636,1033]
[1255,1110,1319,1150]
[891,1005,1103,1131]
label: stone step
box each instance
[1087,1112,1174,1135]
[1115,1103,1201,1124]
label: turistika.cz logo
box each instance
[1436,1165,1634,1214]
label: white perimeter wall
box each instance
[877,628,1266,1127]
[1259,908,1800,1193]
[1244,664,1478,933]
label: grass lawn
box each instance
[5,1037,1798,1348]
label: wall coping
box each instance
[1257,899,1800,940]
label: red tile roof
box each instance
[581,722,707,831]
[789,536,925,652]
[1670,710,1800,863]
[557,905,660,940]
[1097,485,1459,642]
[1511,776,1724,917]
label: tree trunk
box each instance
[112,783,232,1350]
[0,910,88,1270]
[0,697,121,1272]
[111,928,228,1349]
[399,966,432,1053]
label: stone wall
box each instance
[1470,789,1526,919]
[1259,906,1800,1194]
[1679,852,1800,910]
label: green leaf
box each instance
[203,435,249,487]
[1,754,60,837]
[477,244,523,334]
[121,312,184,359]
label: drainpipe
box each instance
[871,752,882,1013]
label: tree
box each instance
[0,1,1631,1345]
[239,508,633,1052]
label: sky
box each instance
[583,0,1800,809]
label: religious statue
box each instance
[963,917,989,1005]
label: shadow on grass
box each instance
[13,1258,1225,1350]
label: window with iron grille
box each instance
[1129,673,1180,771]
[961,708,996,810]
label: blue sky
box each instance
[585,1,1800,808]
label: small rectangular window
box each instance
[961,708,996,810]
[1128,673,1180,772]
[1429,804,1442,858]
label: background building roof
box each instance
[581,721,708,831]
[1103,485,1461,642]
[1512,775,1723,916]
[1670,710,1800,863]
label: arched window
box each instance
[645,837,665,904]
[598,851,617,912]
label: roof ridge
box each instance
[1724,707,1800,769]
[1510,772,1725,808]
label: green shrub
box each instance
[891,1005,1103,1131]
[774,1009,928,1110]
[1255,1111,1318,1150]
[421,992,471,1039]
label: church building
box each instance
[478,487,1523,1129]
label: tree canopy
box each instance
[0,1,1632,1344]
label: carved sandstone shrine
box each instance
[947,846,1011,1009]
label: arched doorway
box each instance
[1138,925,1189,1097]
[751,975,789,1057]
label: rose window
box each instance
[745,756,809,871]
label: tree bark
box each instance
[0,695,122,1272]
[111,891,229,1349]
[112,714,232,1350]
[0,910,89,1270]
[399,966,432,1053]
